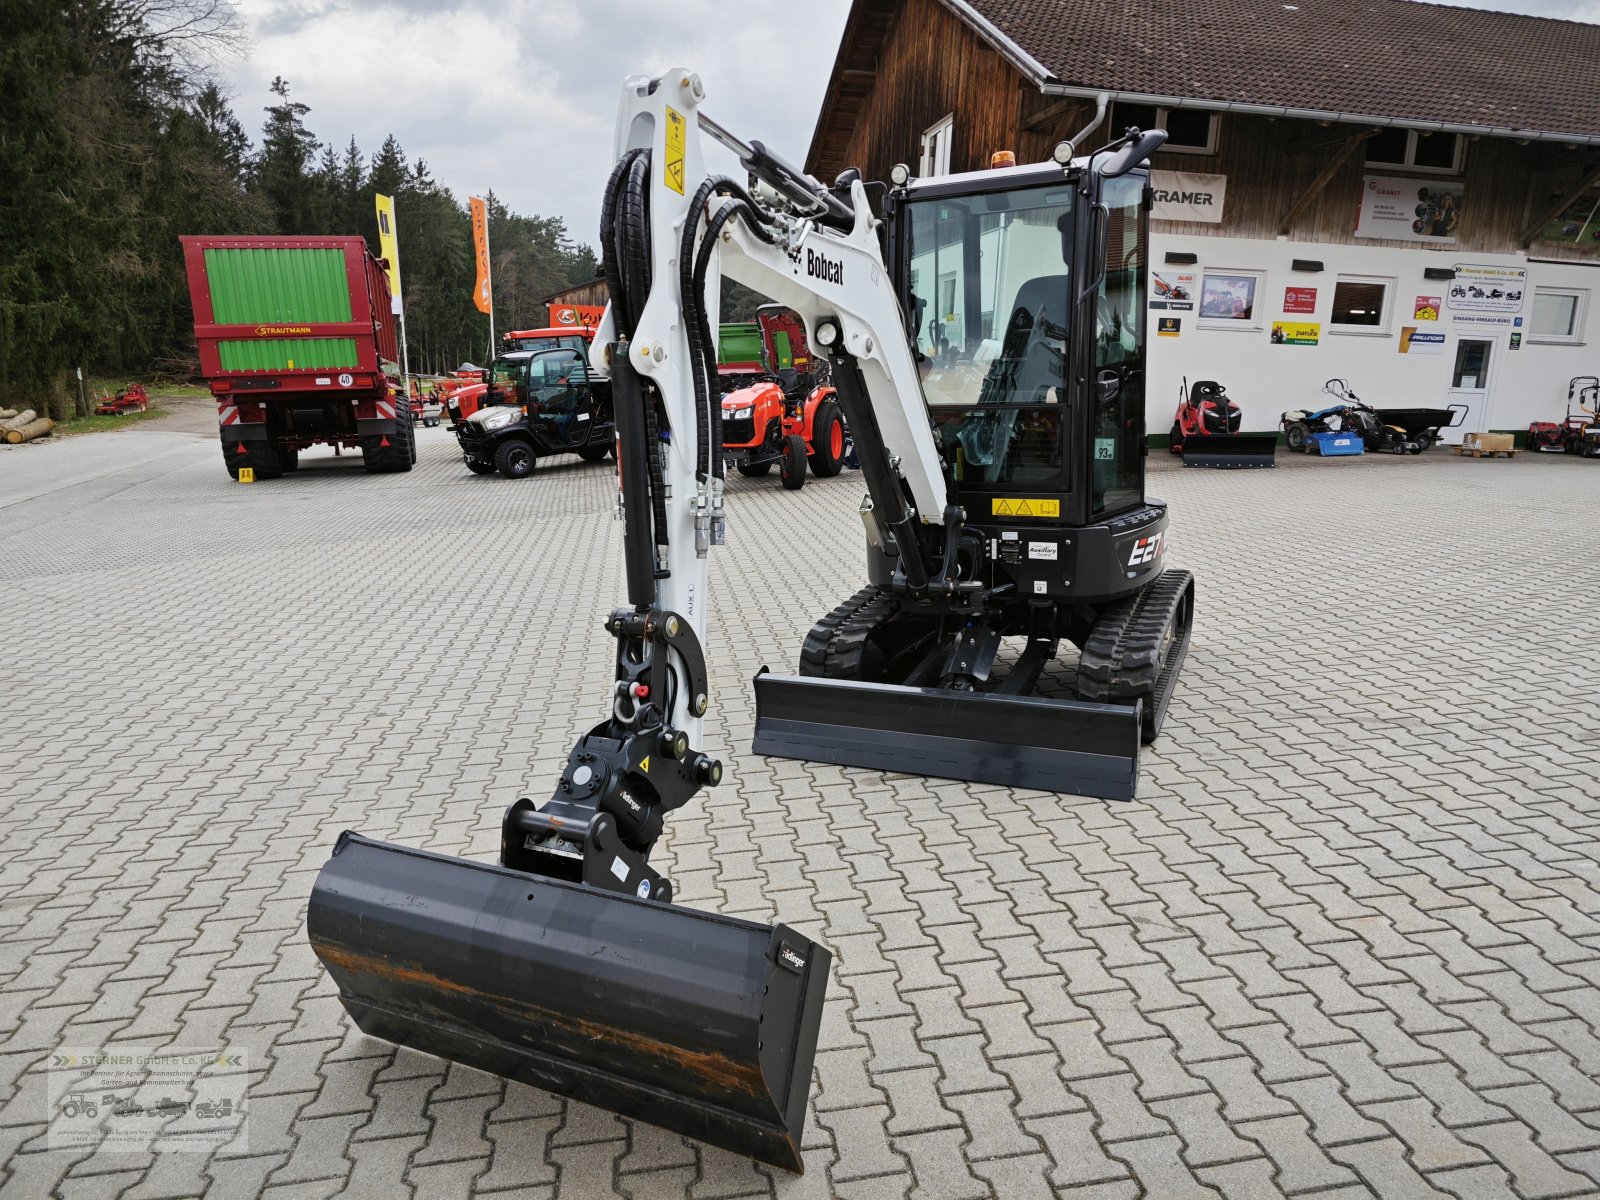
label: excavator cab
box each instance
[903,173,1147,516]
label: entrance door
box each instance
[1441,337,1495,444]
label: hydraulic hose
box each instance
[600,148,669,560]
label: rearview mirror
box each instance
[1098,129,1169,178]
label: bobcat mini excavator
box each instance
[308,70,1192,1173]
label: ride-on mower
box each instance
[1167,377,1276,467]
[721,306,848,489]
[1528,376,1600,455]
[310,70,1192,1173]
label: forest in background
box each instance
[0,0,600,413]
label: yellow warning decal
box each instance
[663,107,686,195]
[991,498,1060,518]
[639,755,651,774]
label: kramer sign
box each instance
[1151,171,1227,223]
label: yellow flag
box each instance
[469,196,492,315]
[374,193,401,302]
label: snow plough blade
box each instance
[307,832,830,1172]
[752,672,1143,801]
[1179,433,1279,468]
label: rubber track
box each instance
[798,586,898,679]
[1076,569,1193,705]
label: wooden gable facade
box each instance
[808,0,1599,263]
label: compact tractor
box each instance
[310,71,1192,1176]
[721,306,848,488]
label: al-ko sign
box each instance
[1151,171,1226,224]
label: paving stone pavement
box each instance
[2,425,1598,1200]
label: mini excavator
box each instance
[309,69,1192,1173]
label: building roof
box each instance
[962,0,1600,140]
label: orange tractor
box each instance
[719,306,848,490]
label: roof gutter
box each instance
[1037,83,1600,148]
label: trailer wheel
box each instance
[496,439,536,479]
[780,435,807,490]
[1285,423,1310,453]
[1413,431,1434,452]
[278,446,299,472]
[404,418,417,466]
[808,401,846,477]
[362,429,412,473]
[737,461,772,477]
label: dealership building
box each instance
[808,0,1600,437]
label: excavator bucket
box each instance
[307,832,830,1172]
[1179,433,1279,468]
[752,672,1143,801]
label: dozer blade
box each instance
[752,671,1142,800]
[307,832,830,1172]
[1180,434,1278,468]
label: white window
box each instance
[1365,128,1464,174]
[1329,276,1394,334]
[1111,102,1217,155]
[1197,270,1263,328]
[1528,287,1588,343]
[919,114,953,177]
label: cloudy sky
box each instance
[217,0,1599,250]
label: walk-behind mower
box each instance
[720,306,848,489]
[1529,376,1600,455]
[1168,377,1277,468]
[309,73,1192,1174]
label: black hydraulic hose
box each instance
[689,190,782,480]
[680,180,720,483]
[601,147,669,559]
[599,151,641,337]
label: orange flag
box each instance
[470,196,492,314]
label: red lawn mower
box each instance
[1168,377,1277,468]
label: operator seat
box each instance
[991,275,1068,404]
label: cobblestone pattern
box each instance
[2,428,1598,1199]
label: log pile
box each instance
[1,409,53,444]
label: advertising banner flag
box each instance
[470,196,493,315]
[374,194,402,300]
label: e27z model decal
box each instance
[1127,531,1167,567]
